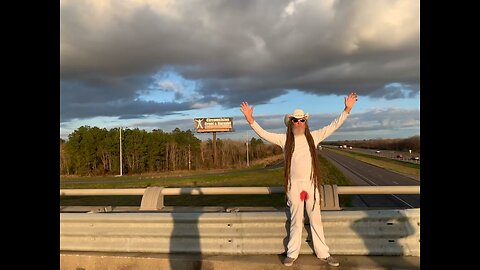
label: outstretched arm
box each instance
[313,92,358,143]
[240,101,285,147]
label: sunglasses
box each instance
[292,119,306,123]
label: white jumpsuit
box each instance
[249,110,349,259]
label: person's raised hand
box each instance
[240,101,255,124]
[344,92,358,112]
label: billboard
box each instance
[194,117,233,133]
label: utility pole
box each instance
[119,126,123,176]
[188,144,191,170]
[246,138,249,167]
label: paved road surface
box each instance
[323,145,420,164]
[319,148,420,208]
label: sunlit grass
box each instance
[60,154,353,207]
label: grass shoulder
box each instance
[61,153,353,207]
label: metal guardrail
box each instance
[60,186,420,196]
[60,185,420,211]
[60,186,420,256]
[60,208,420,256]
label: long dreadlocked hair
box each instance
[284,120,322,210]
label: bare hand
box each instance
[240,101,255,124]
[344,92,358,112]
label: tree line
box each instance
[60,126,282,176]
[323,135,420,152]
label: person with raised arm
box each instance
[240,92,358,267]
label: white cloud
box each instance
[283,0,306,17]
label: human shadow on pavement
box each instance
[168,187,204,270]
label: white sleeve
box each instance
[311,110,349,144]
[250,121,286,147]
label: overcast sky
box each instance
[60,0,419,142]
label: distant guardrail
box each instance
[60,185,420,211]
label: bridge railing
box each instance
[60,185,419,211]
[60,185,420,256]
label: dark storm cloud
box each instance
[61,98,192,122]
[60,74,193,121]
[61,0,419,121]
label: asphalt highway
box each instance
[319,148,420,208]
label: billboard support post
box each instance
[194,117,233,169]
[213,132,217,167]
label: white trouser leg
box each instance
[303,181,330,258]
[286,181,304,259]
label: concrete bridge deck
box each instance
[60,251,420,270]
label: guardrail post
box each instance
[320,184,341,210]
[139,187,164,210]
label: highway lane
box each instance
[322,145,420,164]
[319,148,420,209]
